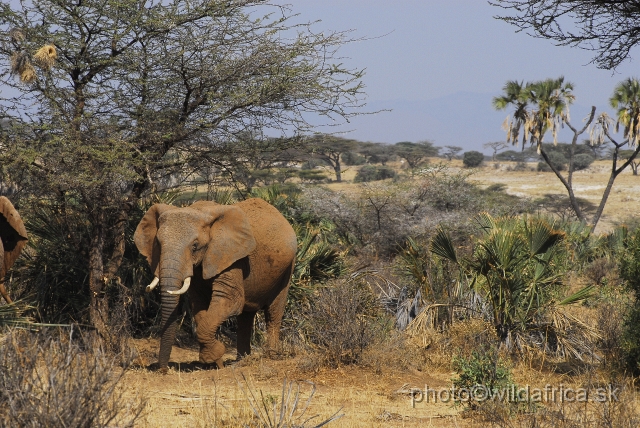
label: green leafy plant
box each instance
[618,227,640,374]
[452,345,513,410]
[431,213,597,356]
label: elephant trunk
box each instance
[157,260,192,371]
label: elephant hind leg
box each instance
[0,280,12,304]
[264,262,293,355]
[236,311,256,358]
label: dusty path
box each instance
[125,338,471,427]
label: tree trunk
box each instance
[333,162,342,182]
[88,214,109,340]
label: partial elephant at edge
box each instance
[0,196,28,305]
[134,197,297,373]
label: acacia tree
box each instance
[393,140,439,172]
[359,142,393,165]
[483,141,509,161]
[443,145,463,161]
[0,0,364,338]
[208,131,301,194]
[491,0,640,70]
[306,134,358,182]
[494,77,640,229]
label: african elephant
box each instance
[134,198,296,372]
[0,197,27,305]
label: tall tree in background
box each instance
[359,142,393,165]
[393,140,439,172]
[0,0,364,338]
[491,0,640,70]
[306,134,358,182]
[483,141,509,161]
[443,145,463,161]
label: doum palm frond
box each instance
[610,77,640,146]
[493,80,531,146]
[429,228,458,264]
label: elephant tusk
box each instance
[145,277,160,293]
[167,277,191,295]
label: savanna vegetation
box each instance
[2,1,640,427]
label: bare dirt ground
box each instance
[126,339,468,427]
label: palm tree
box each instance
[493,77,575,153]
[610,77,640,147]
[492,80,530,148]
[527,77,575,150]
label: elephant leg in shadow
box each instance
[264,263,294,353]
[190,266,244,368]
[237,262,294,359]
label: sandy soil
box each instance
[126,339,470,427]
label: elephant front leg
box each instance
[194,304,228,368]
[192,267,244,368]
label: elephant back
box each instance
[235,198,297,262]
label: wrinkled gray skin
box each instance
[134,198,296,372]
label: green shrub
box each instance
[573,153,595,170]
[462,151,484,168]
[353,165,397,182]
[618,228,640,374]
[537,150,567,171]
[431,213,596,356]
[452,345,513,409]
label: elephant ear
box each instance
[194,202,256,280]
[134,203,176,277]
[0,196,27,277]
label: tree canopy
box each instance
[0,0,365,336]
[393,140,439,171]
[491,0,640,70]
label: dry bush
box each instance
[299,279,389,369]
[596,301,626,369]
[585,257,617,285]
[405,318,497,371]
[0,328,145,427]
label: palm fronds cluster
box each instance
[493,77,574,152]
[431,213,596,358]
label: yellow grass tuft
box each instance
[19,63,37,83]
[33,44,57,70]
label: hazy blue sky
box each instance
[281,0,639,151]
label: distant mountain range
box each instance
[332,91,598,153]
